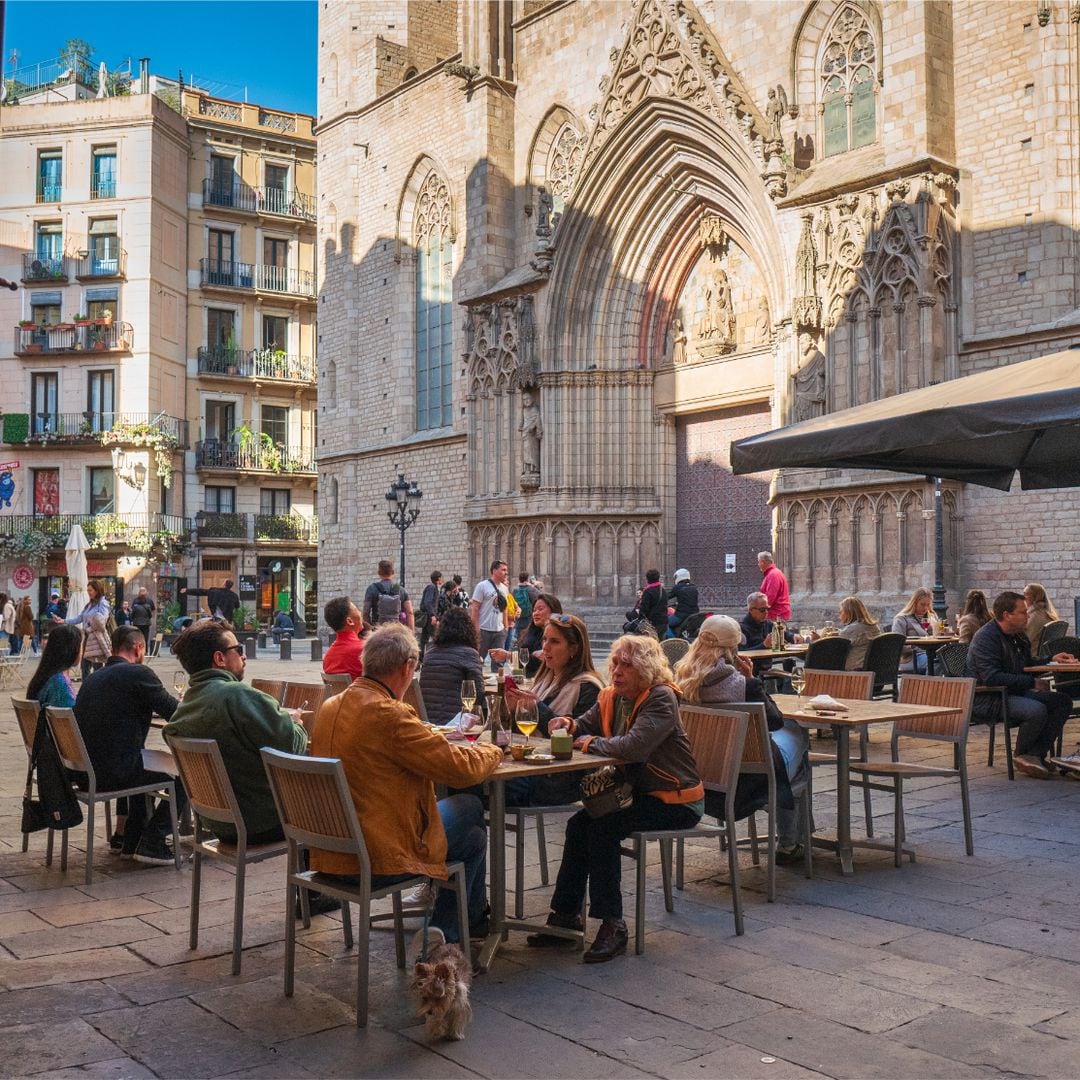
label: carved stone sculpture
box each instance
[520,391,543,489]
[696,265,736,356]
[754,296,771,345]
[667,316,688,365]
[793,335,826,422]
[792,210,822,332]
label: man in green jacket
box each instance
[164,621,308,844]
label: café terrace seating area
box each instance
[2,646,1080,1079]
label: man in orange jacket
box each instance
[310,623,503,941]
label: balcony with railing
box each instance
[199,259,316,299]
[14,321,133,356]
[195,440,316,475]
[195,510,316,544]
[36,182,62,204]
[196,346,316,384]
[6,411,189,446]
[201,179,316,222]
[0,512,189,547]
[21,254,68,283]
[75,249,127,280]
[91,179,117,200]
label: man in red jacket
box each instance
[322,596,364,679]
[757,551,791,621]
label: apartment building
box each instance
[181,88,319,629]
[0,73,190,614]
[0,60,318,628]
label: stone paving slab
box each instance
[0,660,1078,1077]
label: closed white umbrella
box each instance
[65,524,91,618]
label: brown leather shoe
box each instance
[583,918,627,963]
[526,911,582,948]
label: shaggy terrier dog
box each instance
[410,927,473,1041]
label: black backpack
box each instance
[374,581,402,624]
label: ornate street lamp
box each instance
[385,472,422,589]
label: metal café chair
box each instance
[863,632,906,700]
[1037,619,1069,655]
[629,706,747,955]
[849,675,977,863]
[45,706,181,885]
[165,735,288,975]
[660,637,690,667]
[938,640,1013,774]
[260,747,470,1027]
[12,697,60,862]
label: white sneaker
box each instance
[402,880,435,909]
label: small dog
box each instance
[409,927,473,1041]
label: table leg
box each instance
[476,780,506,972]
[834,724,854,875]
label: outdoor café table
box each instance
[740,644,809,663]
[476,749,619,972]
[772,693,956,875]
[905,635,958,675]
[1024,663,1080,673]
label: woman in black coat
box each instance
[418,607,488,724]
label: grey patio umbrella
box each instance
[730,349,1080,492]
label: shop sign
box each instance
[11,564,34,589]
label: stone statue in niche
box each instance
[793,335,827,422]
[667,316,687,365]
[765,85,787,147]
[520,391,543,489]
[754,296,771,345]
[696,265,736,354]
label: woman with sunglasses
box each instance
[504,612,604,805]
[529,633,702,963]
[514,592,564,677]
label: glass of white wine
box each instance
[460,679,477,718]
[172,671,188,698]
[515,699,539,748]
[790,672,806,698]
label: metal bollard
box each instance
[244,637,257,660]
[279,636,292,660]
[258,632,267,649]
[310,638,323,662]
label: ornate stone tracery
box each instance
[413,171,451,246]
[547,123,584,208]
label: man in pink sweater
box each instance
[757,551,791,621]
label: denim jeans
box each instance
[478,629,505,672]
[771,719,809,847]
[551,798,700,921]
[367,793,488,943]
[115,770,188,852]
[1007,690,1071,758]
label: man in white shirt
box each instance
[471,559,510,670]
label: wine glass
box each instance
[517,644,531,671]
[460,679,477,718]
[458,713,484,742]
[172,671,188,698]
[515,699,539,748]
[790,672,806,698]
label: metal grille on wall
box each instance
[676,404,773,611]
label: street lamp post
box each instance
[385,472,422,589]
[931,475,947,620]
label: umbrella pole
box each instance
[932,476,947,619]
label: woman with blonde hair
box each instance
[838,596,880,670]
[1023,583,1059,651]
[528,633,701,963]
[675,615,808,864]
[891,587,933,673]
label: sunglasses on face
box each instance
[221,643,245,655]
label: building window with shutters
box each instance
[819,4,878,158]
[413,171,453,431]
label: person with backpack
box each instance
[510,572,538,649]
[471,559,511,670]
[363,559,415,631]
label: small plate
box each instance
[524,753,555,764]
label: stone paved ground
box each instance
[1,650,1079,1078]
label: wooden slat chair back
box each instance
[281,683,324,712]
[252,679,286,704]
[260,747,469,1025]
[850,674,977,862]
[165,735,287,975]
[937,641,1013,771]
[45,706,180,884]
[803,669,874,700]
[13,696,59,859]
[644,705,748,948]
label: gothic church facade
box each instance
[317,0,1080,619]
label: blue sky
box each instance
[3,0,318,115]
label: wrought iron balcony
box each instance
[14,321,134,356]
[193,510,316,544]
[195,440,316,475]
[21,254,68,283]
[200,258,255,290]
[0,512,189,546]
[75,249,127,280]
[36,182,62,204]
[196,346,316,384]
[91,179,116,200]
[255,264,316,297]
[201,179,316,221]
[9,411,189,447]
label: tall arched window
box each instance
[546,122,583,217]
[414,172,453,430]
[820,5,877,157]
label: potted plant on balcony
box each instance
[95,308,113,326]
[73,313,90,326]
[17,320,37,330]
[225,329,239,375]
